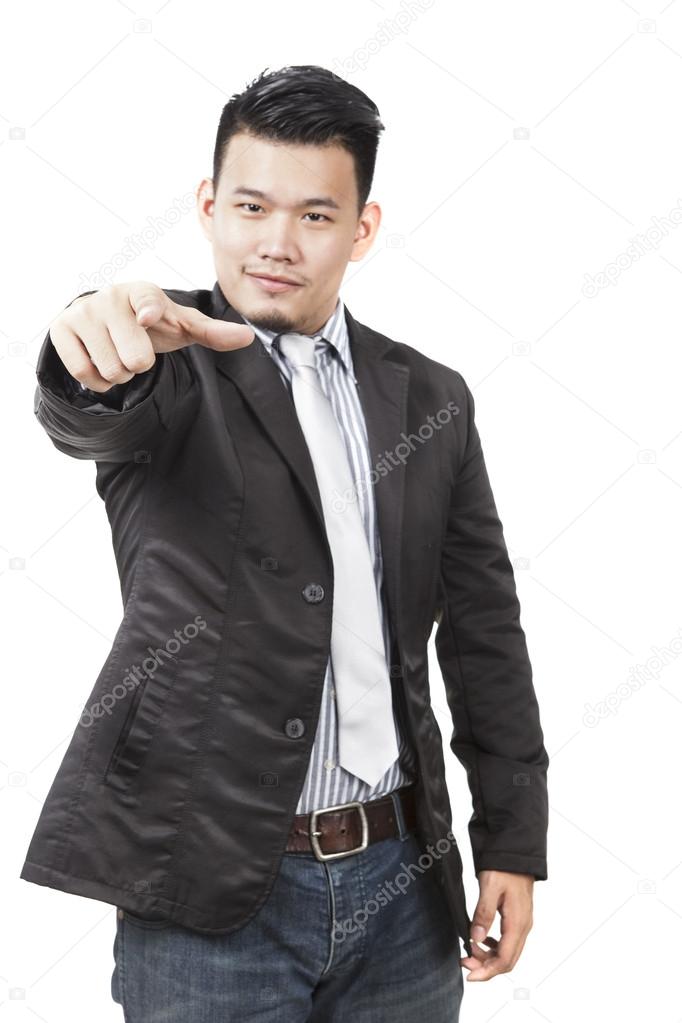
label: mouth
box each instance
[246,273,303,294]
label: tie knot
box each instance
[277,332,317,370]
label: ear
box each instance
[197,178,215,241]
[350,201,381,262]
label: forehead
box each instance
[219,132,357,209]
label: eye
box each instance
[237,204,330,222]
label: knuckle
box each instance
[49,314,71,340]
[71,357,96,381]
[99,361,131,383]
[125,351,155,374]
[165,313,181,331]
[69,301,99,327]
[130,280,163,303]
[162,317,185,342]
[78,380,108,393]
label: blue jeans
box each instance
[111,814,463,1021]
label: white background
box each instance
[3,0,680,1019]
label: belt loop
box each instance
[389,788,409,842]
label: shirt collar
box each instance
[240,296,357,383]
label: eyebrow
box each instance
[231,187,341,211]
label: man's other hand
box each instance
[460,870,535,981]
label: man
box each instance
[23,64,549,1021]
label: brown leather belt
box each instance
[285,783,417,862]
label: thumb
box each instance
[176,305,256,351]
[130,285,167,329]
[471,899,497,943]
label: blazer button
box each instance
[284,718,305,739]
[302,583,325,603]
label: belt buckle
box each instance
[309,799,369,862]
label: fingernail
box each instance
[472,925,486,940]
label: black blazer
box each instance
[21,281,549,958]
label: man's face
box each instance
[197,131,380,336]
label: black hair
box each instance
[212,65,384,217]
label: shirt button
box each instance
[302,583,325,603]
[330,687,336,698]
[324,759,336,771]
[284,717,305,739]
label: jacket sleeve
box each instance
[33,291,198,461]
[434,373,549,880]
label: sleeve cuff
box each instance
[35,331,159,413]
[473,850,547,881]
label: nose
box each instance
[255,214,300,265]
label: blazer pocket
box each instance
[102,653,181,791]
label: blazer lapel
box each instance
[209,283,410,634]
[349,320,410,637]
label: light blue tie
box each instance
[278,332,400,787]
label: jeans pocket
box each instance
[120,907,174,930]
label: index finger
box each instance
[175,304,256,351]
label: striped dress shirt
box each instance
[240,296,418,815]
